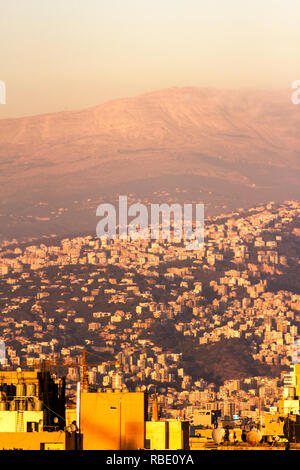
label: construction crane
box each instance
[79,350,122,392]
[33,350,122,391]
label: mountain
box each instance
[0,87,299,239]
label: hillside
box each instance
[0,87,299,239]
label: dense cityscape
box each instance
[1,0,300,454]
[0,199,299,429]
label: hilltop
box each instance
[0,87,299,239]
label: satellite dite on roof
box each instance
[0,341,6,365]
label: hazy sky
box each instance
[1,0,300,118]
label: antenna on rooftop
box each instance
[152,386,159,422]
[0,341,6,366]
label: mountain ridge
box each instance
[0,86,299,239]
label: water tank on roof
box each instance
[10,400,16,411]
[228,429,236,443]
[27,400,34,411]
[212,427,225,444]
[35,399,43,411]
[246,429,262,446]
[18,400,26,411]
[26,383,36,397]
[0,401,8,411]
[16,383,26,397]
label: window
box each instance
[40,443,64,450]
[145,439,151,449]
[27,422,38,432]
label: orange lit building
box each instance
[79,390,147,450]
